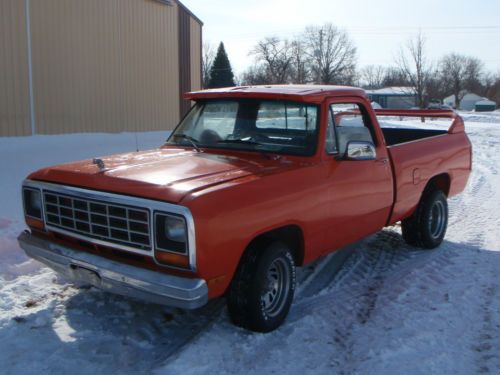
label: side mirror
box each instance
[345,141,376,161]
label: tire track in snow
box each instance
[147,300,225,368]
[449,171,486,228]
[287,230,458,373]
[337,245,460,374]
[239,229,440,373]
[147,240,360,367]
[449,122,499,235]
[75,291,225,373]
[473,268,500,374]
[448,157,497,249]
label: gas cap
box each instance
[413,169,421,185]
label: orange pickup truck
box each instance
[18,85,472,332]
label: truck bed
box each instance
[373,109,472,225]
[374,109,453,146]
[381,128,447,146]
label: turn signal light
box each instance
[155,251,190,269]
[25,216,45,231]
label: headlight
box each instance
[155,213,187,254]
[23,187,42,219]
[165,215,187,243]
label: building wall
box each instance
[461,96,483,111]
[177,4,191,118]
[0,0,202,137]
[387,96,416,109]
[0,0,31,136]
[368,94,416,109]
[190,18,202,92]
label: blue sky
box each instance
[181,0,500,77]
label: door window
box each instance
[328,103,375,156]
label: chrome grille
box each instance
[43,190,151,251]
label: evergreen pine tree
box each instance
[208,42,235,88]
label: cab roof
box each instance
[185,85,368,103]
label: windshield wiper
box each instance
[217,138,261,146]
[172,134,202,152]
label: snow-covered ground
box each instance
[1,112,499,374]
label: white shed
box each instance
[443,92,484,111]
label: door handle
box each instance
[376,158,389,165]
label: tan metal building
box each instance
[0,0,202,137]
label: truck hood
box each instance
[29,147,297,203]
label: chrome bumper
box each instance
[17,231,208,309]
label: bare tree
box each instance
[360,65,386,89]
[302,23,357,85]
[439,53,484,109]
[241,65,269,85]
[395,32,432,108]
[290,39,309,83]
[482,71,500,105]
[426,69,448,103]
[381,67,410,87]
[488,75,500,106]
[202,42,216,88]
[244,23,358,86]
[250,37,294,84]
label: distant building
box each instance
[443,93,484,111]
[366,87,417,109]
[475,99,497,112]
[0,0,202,137]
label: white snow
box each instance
[1,114,500,374]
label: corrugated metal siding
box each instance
[0,0,203,136]
[177,5,191,118]
[29,0,180,135]
[190,18,202,92]
[0,0,31,137]
[119,0,180,132]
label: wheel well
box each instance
[246,225,305,266]
[425,173,451,196]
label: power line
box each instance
[211,25,500,41]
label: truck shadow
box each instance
[2,229,498,373]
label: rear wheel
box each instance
[401,189,448,249]
[227,241,296,332]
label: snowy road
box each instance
[1,113,499,374]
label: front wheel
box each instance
[227,241,296,332]
[401,189,448,249]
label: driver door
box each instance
[323,98,394,251]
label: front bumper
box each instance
[17,231,208,309]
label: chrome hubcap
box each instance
[429,200,446,239]
[261,258,290,317]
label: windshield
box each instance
[167,99,320,156]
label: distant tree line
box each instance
[203,25,500,108]
[362,32,499,108]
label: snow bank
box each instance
[0,131,167,225]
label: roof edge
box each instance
[174,0,204,26]
[184,85,368,102]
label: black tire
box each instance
[227,241,296,333]
[401,189,448,249]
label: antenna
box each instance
[134,131,139,152]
